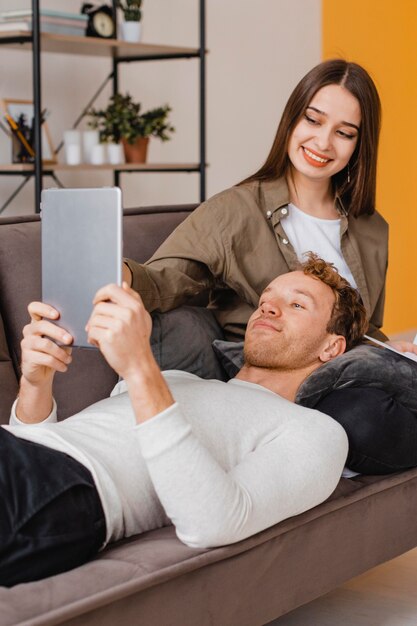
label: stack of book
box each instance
[0,9,88,36]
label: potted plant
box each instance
[87,93,174,163]
[117,0,143,42]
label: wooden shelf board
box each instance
[0,31,199,58]
[0,162,200,172]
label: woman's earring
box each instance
[347,163,351,184]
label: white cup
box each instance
[107,143,124,165]
[82,130,100,164]
[63,129,82,165]
[91,143,106,165]
[65,143,81,166]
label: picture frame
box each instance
[1,98,56,164]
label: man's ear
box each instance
[319,335,346,363]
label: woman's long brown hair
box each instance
[240,60,381,217]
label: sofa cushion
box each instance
[0,207,197,420]
[2,469,417,626]
[0,314,18,425]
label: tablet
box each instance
[41,187,122,348]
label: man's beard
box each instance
[243,331,325,372]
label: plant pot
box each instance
[122,137,149,163]
[120,20,141,42]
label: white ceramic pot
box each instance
[120,20,141,43]
[107,143,124,165]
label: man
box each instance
[1,256,367,587]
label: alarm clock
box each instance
[81,3,116,39]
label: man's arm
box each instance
[16,302,73,423]
[86,283,174,422]
[135,404,348,548]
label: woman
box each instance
[124,59,415,375]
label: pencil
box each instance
[4,113,35,158]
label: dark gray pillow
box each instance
[296,344,417,412]
[212,340,417,414]
[212,340,244,378]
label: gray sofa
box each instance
[1,205,417,626]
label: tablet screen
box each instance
[41,187,122,348]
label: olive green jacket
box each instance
[126,178,388,341]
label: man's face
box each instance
[244,271,336,371]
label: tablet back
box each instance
[41,187,122,348]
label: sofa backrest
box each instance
[0,204,196,423]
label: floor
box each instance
[267,547,417,625]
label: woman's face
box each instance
[287,84,361,183]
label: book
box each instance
[364,334,417,363]
[0,9,88,22]
[0,15,89,28]
[0,21,86,36]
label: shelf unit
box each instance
[0,0,206,214]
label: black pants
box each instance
[0,427,106,587]
[315,387,417,474]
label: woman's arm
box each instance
[366,281,389,341]
[123,200,229,312]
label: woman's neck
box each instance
[286,169,338,219]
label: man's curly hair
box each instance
[300,253,368,351]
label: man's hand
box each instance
[17,302,73,423]
[87,282,174,423]
[21,302,73,387]
[86,282,152,381]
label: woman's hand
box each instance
[387,340,417,356]
[21,302,73,388]
[86,282,153,381]
[123,262,133,286]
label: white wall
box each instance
[0,0,321,216]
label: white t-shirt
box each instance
[283,203,358,289]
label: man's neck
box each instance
[235,362,320,402]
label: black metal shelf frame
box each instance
[0,0,206,213]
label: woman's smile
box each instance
[301,146,333,167]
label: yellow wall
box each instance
[322,0,417,334]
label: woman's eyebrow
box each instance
[306,106,360,131]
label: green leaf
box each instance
[85,94,174,144]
